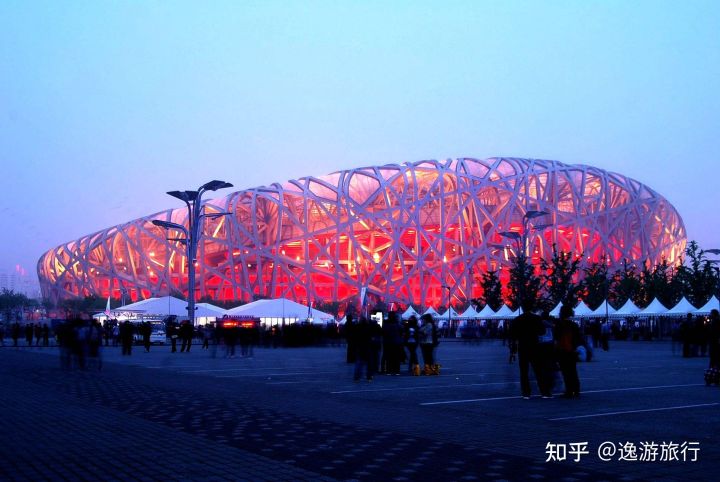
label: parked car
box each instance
[150,331,166,344]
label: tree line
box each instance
[477,240,718,313]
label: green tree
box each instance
[609,260,641,307]
[0,289,30,321]
[675,241,718,307]
[479,269,503,311]
[507,253,542,311]
[540,245,583,309]
[581,261,609,310]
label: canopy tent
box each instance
[225,298,334,324]
[638,298,668,317]
[573,301,594,317]
[549,303,561,317]
[488,304,518,319]
[440,307,461,320]
[614,299,641,317]
[476,304,497,319]
[97,296,226,320]
[422,307,440,318]
[665,297,698,316]
[695,296,720,314]
[459,306,480,320]
[401,306,420,320]
[591,301,617,318]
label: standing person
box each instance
[705,309,720,385]
[352,317,373,381]
[180,320,193,352]
[344,313,356,363]
[119,321,134,356]
[537,311,557,398]
[168,321,178,353]
[405,316,420,375]
[34,323,42,346]
[0,323,4,346]
[508,300,547,399]
[368,316,383,378]
[418,314,438,375]
[42,323,50,347]
[25,323,34,347]
[11,322,20,347]
[382,312,404,375]
[142,321,152,353]
[224,322,238,358]
[554,305,582,398]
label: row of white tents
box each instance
[401,296,720,321]
[95,296,335,325]
[95,294,720,325]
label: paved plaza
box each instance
[0,338,717,481]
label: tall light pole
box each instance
[441,284,451,336]
[152,180,233,327]
[705,249,720,311]
[499,210,552,312]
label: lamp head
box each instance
[524,210,549,220]
[499,231,521,240]
[200,180,234,192]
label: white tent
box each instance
[459,305,479,320]
[225,298,334,324]
[476,304,497,319]
[422,307,441,319]
[573,301,594,317]
[695,296,720,314]
[591,301,617,318]
[549,303,561,317]
[666,297,698,316]
[440,307,461,320]
[401,306,420,320]
[638,298,668,317]
[95,296,225,323]
[489,304,518,319]
[614,299,641,317]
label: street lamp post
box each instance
[705,249,720,311]
[499,210,552,312]
[152,180,233,327]
[442,284,451,336]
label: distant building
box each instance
[38,158,686,307]
[0,267,41,298]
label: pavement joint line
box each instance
[186,366,323,373]
[215,370,339,378]
[419,383,706,406]
[331,381,522,394]
[146,365,203,369]
[548,402,720,421]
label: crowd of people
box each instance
[3,307,720,394]
[508,301,584,399]
[344,312,440,381]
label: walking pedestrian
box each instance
[352,317,373,381]
[404,315,420,375]
[554,305,582,398]
[508,299,547,399]
[418,314,439,375]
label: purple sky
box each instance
[1,1,719,289]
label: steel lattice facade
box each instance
[38,158,686,308]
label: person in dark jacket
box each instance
[382,312,404,375]
[509,299,549,399]
[179,320,193,352]
[119,321,134,356]
[352,317,374,381]
[554,305,582,398]
[404,316,420,375]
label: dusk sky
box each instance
[1,0,719,287]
